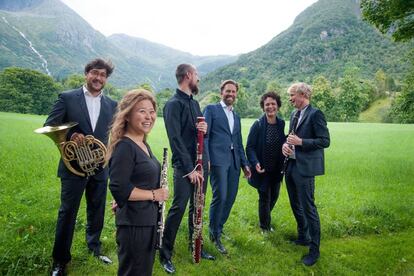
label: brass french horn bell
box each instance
[34,122,107,177]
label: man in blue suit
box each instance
[45,59,117,276]
[204,80,251,254]
[282,82,330,266]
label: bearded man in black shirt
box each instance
[159,64,215,274]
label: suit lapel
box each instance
[296,105,312,131]
[95,95,111,135]
[217,103,232,135]
[77,88,93,132]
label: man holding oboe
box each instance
[160,64,215,274]
[282,82,330,266]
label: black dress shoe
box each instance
[201,250,215,260]
[214,239,228,255]
[302,252,320,266]
[50,263,66,276]
[160,258,176,274]
[96,255,112,264]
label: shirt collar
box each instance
[83,85,103,98]
[176,88,193,100]
[297,104,309,113]
[220,100,232,111]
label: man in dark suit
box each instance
[45,59,117,276]
[204,80,251,255]
[282,82,330,266]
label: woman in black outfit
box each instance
[107,89,169,276]
[246,92,286,232]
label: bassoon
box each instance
[192,117,205,263]
[156,148,168,249]
[281,110,300,175]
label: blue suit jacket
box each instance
[45,87,117,179]
[291,105,330,177]
[203,103,248,169]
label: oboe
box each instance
[281,110,300,175]
[192,117,205,263]
[156,148,168,249]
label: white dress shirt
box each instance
[83,86,102,131]
[220,100,234,134]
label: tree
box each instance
[312,76,336,120]
[336,69,369,122]
[62,74,84,90]
[362,0,414,123]
[0,67,61,115]
[361,0,414,41]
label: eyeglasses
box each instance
[88,69,107,79]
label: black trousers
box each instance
[160,167,207,260]
[285,160,320,252]
[116,225,157,276]
[257,171,281,230]
[52,176,107,264]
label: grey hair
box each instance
[287,82,312,99]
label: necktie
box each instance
[292,110,301,133]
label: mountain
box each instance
[107,34,237,77]
[201,0,413,91]
[0,0,235,89]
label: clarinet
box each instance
[281,111,300,175]
[192,117,205,263]
[156,148,168,249]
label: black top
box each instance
[246,115,286,189]
[109,137,161,226]
[163,89,204,174]
[263,123,280,172]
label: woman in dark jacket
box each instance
[246,92,286,232]
[107,89,169,276]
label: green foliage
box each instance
[155,88,173,116]
[0,67,61,115]
[312,75,336,120]
[361,0,414,42]
[388,64,414,123]
[62,74,84,90]
[336,70,370,122]
[1,113,414,275]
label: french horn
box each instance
[34,122,107,177]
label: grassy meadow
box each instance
[0,111,413,275]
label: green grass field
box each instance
[0,111,413,275]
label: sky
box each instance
[61,0,318,56]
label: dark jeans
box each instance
[52,176,107,264]
[116,225,156,276]
[209,153,240,238]
[285,160,320,252]
[159,167,208,260]
[257,171,281,230]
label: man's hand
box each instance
[287,134,302,146]
[188,170,204,185]
[255,163,265,174]
[196,121,208,135]
[282,143,293,157]
[243,166,252,179]
[111,200,118,214]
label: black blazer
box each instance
[44,88,117,179]
[246,115,286,188]
[291,105,330,177]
